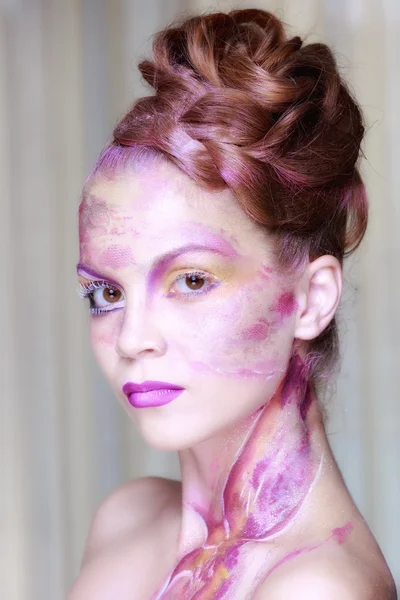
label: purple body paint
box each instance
[76,264,121,288]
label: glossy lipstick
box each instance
[122,380,185,408]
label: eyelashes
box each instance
[77,270,219,316]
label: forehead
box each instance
[79,162,271,256]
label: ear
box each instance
[294,256,342,341]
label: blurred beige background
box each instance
[0,0,399,598]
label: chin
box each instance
[140,429,198,452]
[132,413,217,452]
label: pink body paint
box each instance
[260,542,321,582]
[274,291,298,323]
[252,520,354,595]
[332,521,353,545]
[79,193,136,246]
[240,318,270,342]
[99,244,134,270]
[172,223,239,260]
[257,265,274,282]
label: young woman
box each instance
[68,9,396,600]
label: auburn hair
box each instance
[88,9,368,388]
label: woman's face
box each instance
[78,160,302,450]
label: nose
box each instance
[115,301,166,360]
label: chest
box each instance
[85,532,276,600]
[141,524,297,600]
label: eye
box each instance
[176,273,205,291]
[77,280,124,315]
[168,270,218,298]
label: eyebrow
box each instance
[76,242,237,284]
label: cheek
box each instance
[256,264,274,283]
[238,290,298,342]
[86,285,298,379]
[233,291,295,360]
[89,317,120,371]
[240,319,271,342]
[272,291,298,324]
[168,283,296,369]
[90,324,116,346]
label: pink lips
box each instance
[122,380,185,408]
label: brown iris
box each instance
[104,287,122,302]
[186,275,205,290]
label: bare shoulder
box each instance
[66,477,180,600]
[253,547,397,600]
[81,475,179,566]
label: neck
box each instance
[176,355,324,558]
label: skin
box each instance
[68,159,396,600]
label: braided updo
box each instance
[88,9,368,387]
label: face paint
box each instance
[79,195,113,243]
[99,244,134,270]
[77,264,121,288]
[147,241,237,297]
[273,291,298,323]
[79,194,137,249]
[240,319,271,342]
[257,264,274,282]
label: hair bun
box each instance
[114,9,366,250]
[100,8,369,383]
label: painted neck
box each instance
[176,355,323,557]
